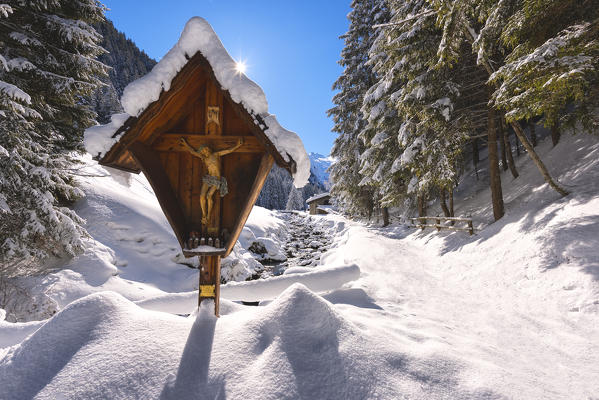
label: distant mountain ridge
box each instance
[309,152,333,190]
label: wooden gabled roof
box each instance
[98,52,297,177]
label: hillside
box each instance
[89,20,157,124]
[1,128,598,399]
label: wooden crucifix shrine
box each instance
[95,52,298,316]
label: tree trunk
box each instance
[417,194,427,218]
[551,122,560,147]
[529,122,537,147]
[440,189,451,217]
[461,21,567,197]
[501,116,519,179]
[382,207,389,227]
[472,138,480,180]
[448,187,455,225]
[488,104,505,221]
[449,188,454,217]
[498,116,508,171]
[512,122,569,196]
[514,129,521,156]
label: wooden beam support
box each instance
[223,153,274,257]
[128,142,188,248]
[199,255,221,316]
[152,134,262,153]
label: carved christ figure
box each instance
[179,137,244,225]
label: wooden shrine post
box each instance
[94,52,294,316]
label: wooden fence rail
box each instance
[409,216,474,235]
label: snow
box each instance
[0,80,31,104]
[184,245,226,253]
[0,4,13,18]
[306,191,330,204]
[2,133,598,398]
[122,17,267,118]
[133,264,360,313]
[221,264,360,302]
[0,287,408,399]
[82,112,129,159]
[84,17,310,188]
[317,204,334,214]
[262,114,310,188]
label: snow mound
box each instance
[0,292,181,399]
[83,112,129,160]
[133,263,361,315]
[221,263,361,302]
[84,17,309,187]
[0,287,500,399]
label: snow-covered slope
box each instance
[1,133,598,399]
[309,152,333,189]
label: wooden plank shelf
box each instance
[183,246,227,257]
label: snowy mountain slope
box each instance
[309,152,333,189]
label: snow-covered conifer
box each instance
[363,1,466,209]
[327,0,388,217]
[285,186,305,211]
[430,0,570,197]
[490,1,599,131]
[0,1,107,274]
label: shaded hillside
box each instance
[90,20,156,123]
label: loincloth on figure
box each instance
[203,175,228,196]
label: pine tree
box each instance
[285,186,305,211]
[490,0,599,131]
[327,0,388,217]
[430,0,569,196]
[363,1,466,212]
[0,1,107,275]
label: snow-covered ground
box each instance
[1,133,598,399]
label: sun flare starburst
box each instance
[234,60,247,75]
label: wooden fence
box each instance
[409,216,474,235]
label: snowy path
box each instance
[321,215,599,399]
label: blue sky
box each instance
[102,0,351,156]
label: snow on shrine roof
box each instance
[84,16,309,188]
[306,192,331,204]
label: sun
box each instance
[234,60,247,75]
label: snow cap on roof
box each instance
[306,192,331,204]
[84,16,309,188]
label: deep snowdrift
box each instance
[0,286,494,400]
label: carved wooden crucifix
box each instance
[179,136,244,226]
